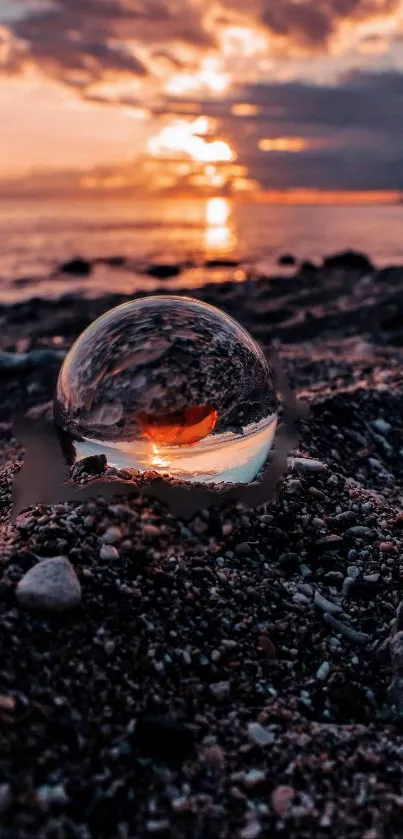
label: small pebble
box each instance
[0,784,12,813]
[314,591,343,615]
[100,544,120,561]
[210,681,230,700]
[379,541,395,553]
[101,526,122,545]
[243,769,266,788]
[292,458,327,474]
[316,661,331,681]
[240,818,262,838]
[247,722,275,747]
[271,785,295,817]
[235,542,252,557]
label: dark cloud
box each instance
[221,0,400,50]
[1,0,400,93]
[0,0,213,91]
[176,70,403,190]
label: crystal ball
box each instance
[55,295,278,484]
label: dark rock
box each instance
[132,715,195,764]
[205,259,240,268]
[100,256,126,267]
[299,260,318,275]
[235,542,252,557]
[60,258,92,276]
[0,348,66,375]
[74,454,107,477]
[278,552,300,571]
[323,251,374,274]
[334,511,357,530]
[146,263,181,279]
[346,578,383,601]
[314,535,343,553]
[278,254,296,266]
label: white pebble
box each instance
[101,526,122,544]
[292,458,327,474]
[100,545,119,561]
[316,661,331,681]
[314,591,343,616]
[240,818,262,838]
[372,418,391,435]
[210,681,230,700]
[36,784,69,809]
[243,769,266,788]
[247,722,275,747]
[16,557,81,612]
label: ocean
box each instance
[1,197,403,303]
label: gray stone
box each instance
[291,457,327,475]
[16,557,81,612]
[247,722,275,747]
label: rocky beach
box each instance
[1,251,403,839]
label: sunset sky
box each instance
[1,0,403,197]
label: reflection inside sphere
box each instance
[55,295,278,484]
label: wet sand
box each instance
[0,253,403,838]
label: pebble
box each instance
[314,591,343,615]
[346,526,374,538]
[347,565,359,578]
[235,542,252,557]
[0,695,15,712]
[324,571,344,586]
[379,541,395,553]
[342,577,354,597]
[36,783,69,809]
[210,681,231,700]
[247,722,275,747]
[101,526,122,544]
[293,592,310,605]
[315,535,343,552]
[16,557,81,612]
[240,818,262,838]
[75,454,107,476]
[372,418,391,435]
[243,769,266,788]
[146,820,170,834]
[316,661,331,681]
[292,458,327,474]
[0,784,12,813]
[100,544,120,561]
[323,613,370,645]
[271,785,295,817]
[363,573,380,583]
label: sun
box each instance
[147,117,234,166]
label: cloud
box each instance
[220,0,400,50]
[1,0,401,95]
[0,0,214,92]
[168,69,403,190]
[1,1,403,192]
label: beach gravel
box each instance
[0,255,403,837]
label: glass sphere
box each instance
[55,295,278,484]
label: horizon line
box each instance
[0,188,401,205]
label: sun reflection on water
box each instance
[204,197,236,251]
